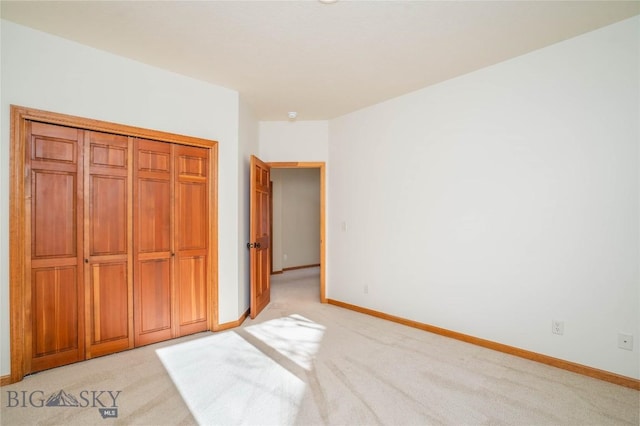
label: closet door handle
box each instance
[84,259,89,264]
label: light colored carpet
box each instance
[243,314,326,371]
[157,330,306,426]
[1,267,638,425]
[155,314,325,425]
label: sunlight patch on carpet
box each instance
[244,314,326,371]
[156,332,305,425]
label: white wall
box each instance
[328,16,639,379]
[272,176,284,272]
[271,168,321,271]
[259,121,328,162]
[0,20,6,380]
[238,98,260,314]
[0,20,243,376]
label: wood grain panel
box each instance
[256,189,270,301]
[137,260,172,335]
[26,120,85,374]
[134,139,173,346]
[30,120,79,140]
[177,256,207,326]
[177,155,207,177]
[34,137,76,163]
[32,171,76,258]
[89,263,128,344]
[89,175,127,255]
[176,182,206,250]
[91,143,127,168]
[250,156,271,318]
[139,150,170,173]
[85,131,132,358]
[174,145,209,335]
[32,267,78,357]
[137,179,171,253]
[30,121,78,164]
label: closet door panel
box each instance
[177,256,207,329]
[32,171,76,258]
[32,267,78,355]
[134,139,173,346]
[138,259,172,332]
[137,179,171,252]
[89,175,127,255]
[85,131,132,358]
[175,145,209,335]
[88,263,128,341]
[177,182,207,249]
[27,121,85,373]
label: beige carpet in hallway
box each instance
[1,267,638,425]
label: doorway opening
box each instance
[269,162,326,303]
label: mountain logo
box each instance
[45,390,80,407]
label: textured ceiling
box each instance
[2,1,639,120]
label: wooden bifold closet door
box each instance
[84,131,133,359]
[26,122,133,370]
[133,139,173,346]
[173,144,209,337]
[26,121,87,373]
[133,139,209,346]
[23,118,211,374]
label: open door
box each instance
[249,155,271,318]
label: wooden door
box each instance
[84,131,133,358]
[26,121,85,373]
[250,155,271,318]
[174,145,209,336]
[133,139,173,346]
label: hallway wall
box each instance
[271,168,321,272]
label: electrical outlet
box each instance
[364,284,368,294]
[618,333,633,351]
[283,254,288,261]
[552,320,564,335]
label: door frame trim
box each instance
[9,105,219,384]
[268,162,326,303]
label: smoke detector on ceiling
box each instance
[288,111,297,120]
